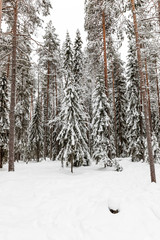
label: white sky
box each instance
[47,0,87,46]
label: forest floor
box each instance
[0,158,160,240]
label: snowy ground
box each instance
[0,158,160,240]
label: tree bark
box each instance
[130,0,156,183]
[145,58,152,133]
[8,0,18,172]
[44,60,50,160]
[112,68,117,156]
[158,0,160,26]
[30,88,33,120]
[55,70,58,116]
[155,60,160,120]
[102,10,108,97]
[0,147,3,168]
[6,54,11,78]
[0,0,2,32]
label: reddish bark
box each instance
[130,0,156,183]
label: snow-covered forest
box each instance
[0,0,160,239]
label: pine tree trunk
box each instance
[145,58,152,132]
[0,0,2,31]
[130,0,156,183]
[102,10,108,97]
[8,0,18,172]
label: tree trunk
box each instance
[158,0,160,26]
[112,68,117,156]
[145,58,152,133]
[6,54,11,78]
[30,88,33,120]
[0,0,2,32]
[102,10,108,97]
[130,0,156,183]
[0,147,3,168]
[55,70,58,116]
[37,142,40,162]
[70,153,74,173]
[8,0,18,172]
[44,61,50,160]
[155,60,160,119]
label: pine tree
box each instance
[28,99,43,162]
[0,73,9,168]
[56,73,90,173]
[1,0,52,171]
[130,0,156,183]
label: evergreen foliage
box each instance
[28,99,43,162]
[56,73,90,172]
[126,40,145,161]
[0,73,9,167]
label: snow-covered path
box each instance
[0,159,160,240]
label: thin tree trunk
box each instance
[145,58,152,132]
[44,61,50,160]
[102,10,108,97]
[37,142,39,162]
[6,54,11,78]
[30,88,33,120]
[112,68,117,156]
[55,70,58,116]
[70,153,74,173]
[155,60,160,119]
[0,147,3,168]
[0,0,2,32]
[130,0,156,183]
[158,0,160,25]
[8,0,18,172]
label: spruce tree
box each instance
[73,29,83,85]
[113,53,127,157]
[126,40,145,161]
[56,73,90,173]
[28,98,43,162]
[92,76,122,171]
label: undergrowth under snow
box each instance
[0,158,160,240]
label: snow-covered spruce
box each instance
[27,98,43,162]
[91,76,122,171]
[56,72,90,172]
